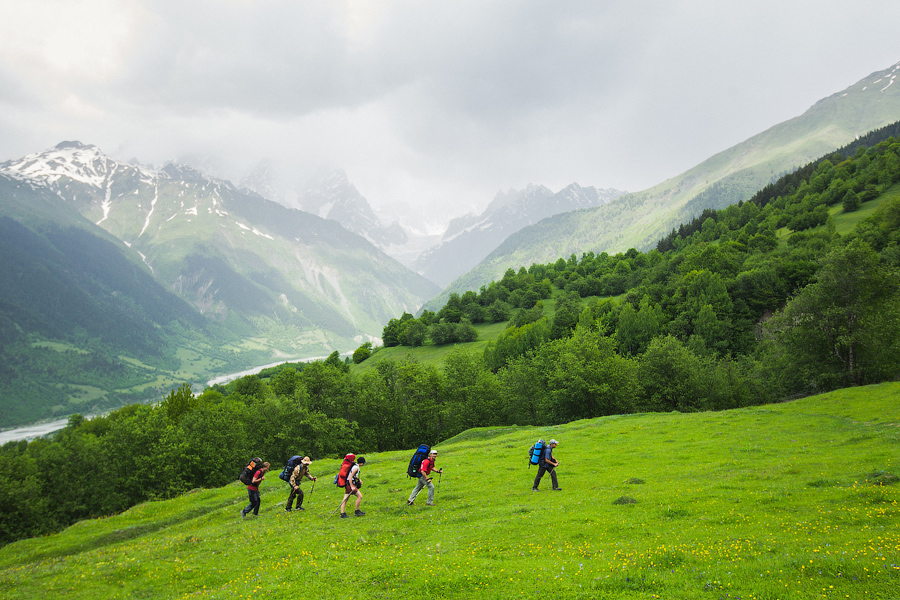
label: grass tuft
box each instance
[870,470,899,485]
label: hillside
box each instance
[1,384,897,599]
[0,143,439,427]
[0,210,224,426]
[432,60,900,307]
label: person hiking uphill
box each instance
[242,461,270,518]
[407,448,442,506]
[339,456,366,518]
[532,439,561,491]
[286,456,317,512]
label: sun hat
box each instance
[549,439,559,445]
[301,456,311,465]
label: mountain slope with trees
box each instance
[431,60,900,308]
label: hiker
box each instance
[286,456,317,512]
[339,456,366,518]
[241,461,271,518]
[532,439,561,491]
[407,448,442,506]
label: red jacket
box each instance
[420,458,436,476]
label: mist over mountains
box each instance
[413,183,625,287]
[238,163,624,286]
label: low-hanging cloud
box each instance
[2,0,900,218]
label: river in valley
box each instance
[0,355,331,443]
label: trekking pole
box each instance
[326,493,350,521]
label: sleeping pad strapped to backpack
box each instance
[407,444,430,478]
[528,439,545,467]
[279,455,304,482]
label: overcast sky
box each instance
[2,1,899,223]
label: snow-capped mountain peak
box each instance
[0,140,155,188]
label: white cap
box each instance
[549,439,559,445]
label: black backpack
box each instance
[239,457,263,485]
[528,440,545,467]
[279,455,304,482]
[407,444,430,478]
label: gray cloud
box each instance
[1,1,899,218]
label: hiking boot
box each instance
[240,510,246,519]
[532,488,539,492]
[553,487,562,491]
[340,513,349,519]
[354,509,366,517]
[296,506,305,510]
[406,500,414,506]
[426,501,434,506]
[284,508,292,512]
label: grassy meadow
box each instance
[1,383,898,599]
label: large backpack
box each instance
[334,454,356,487]
[239,457,263,485]
[278,455,304,483]
[528,439,545,467]
[407,444,430,478]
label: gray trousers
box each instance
[532,464,558,490]
[408,475,435,503]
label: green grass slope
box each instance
[2,384,898,599]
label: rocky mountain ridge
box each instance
[414,182,625,287]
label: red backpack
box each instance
[334,454,355,486]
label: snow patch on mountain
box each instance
[236,222,274,240]
[97,163,117,225]
[139,185,158,237]
[0,141,155,188]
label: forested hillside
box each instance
[0,201,243,427]
[431,61,900,308]
[1,132,899,546]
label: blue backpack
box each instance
[528,439,545,467]
[407,444,430,478]
[278,455,304,482]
